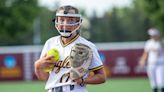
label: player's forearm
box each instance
[140,52,148,63]
[139,52,148,67]
[141,52,148,61]
[84,73,106,84]
[34,61,49,80]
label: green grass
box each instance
[0,81,45,92]
[0,78,151,92]
[87,78,151,92]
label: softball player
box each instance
[139,28,164,92]
[34,5,106,92]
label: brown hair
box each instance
[56,5,79,14]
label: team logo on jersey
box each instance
[54,56,70,73]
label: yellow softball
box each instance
[43,48,60,72]
[47,48,60,61]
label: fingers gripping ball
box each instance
[43,49,60,72]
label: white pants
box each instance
[147,64,164,88]
[47,85,87,92]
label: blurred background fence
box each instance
[0,41,147,81]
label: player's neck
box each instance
[61,34,77,44]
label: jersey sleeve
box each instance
[88,45,103,71]
[40,40,50,58]
[144,40,151,52]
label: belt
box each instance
[51,85,74,92]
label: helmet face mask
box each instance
[53,6,82,38]
[55,16,81,30]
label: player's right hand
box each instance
[139,60,145,68]
[35,54,57,70]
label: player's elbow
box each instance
[35,72,49,81]
[94,68,106,84]
[34,68,48,81]
[96,74,106,84]
[102,78,106,83]
[37,76,47,81]
[100,75,106,83]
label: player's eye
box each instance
[58,19,64,23]
[67,18,76,24]
[68,21,76,24]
